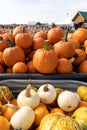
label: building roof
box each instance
[72,11,87,21]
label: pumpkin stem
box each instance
[7,39,15,47]
[25,84,31,97]
[62,28,69,42]
[44,40,50,50]
[0,36,3,40]
[43,84,49,91]
[21,25,25,33]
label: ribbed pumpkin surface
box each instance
[39,113,83,130]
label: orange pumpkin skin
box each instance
[12,62,28,73]
[0,34,12,52]
[33,48,58,74]
[73,28,87,44]
[47,27,64,45]
[33,30,47,40]
[3,46,25,67]
[13,25,28,39]
[15,32,32,49]
[56,58,73,74]
[78,60,87,73]
[0,116,10,130]
[73,49,86,66]
[32,37,44,51]
[54,40,75,59]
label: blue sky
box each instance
[0,0,87,24]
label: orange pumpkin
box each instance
[34,104,49,126]
[12,62,28,73]
[15,26,32,49]
[33,30,47,40]
[0,34,12,52]
[13,25,28,39]
[0,116,10,130]
[54,39,75,59]
[56,58,73,74]
[73,49,86,66]
[78,60,87,73]
[33,40,58,74]
[73,28,87,44]
[27,60,38,73]
[0,52,5,66]
[32,37,44,51]
[3,40,25,67]
[47,27,64,45]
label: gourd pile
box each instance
[0,83,87,130]
[0,26,87,73]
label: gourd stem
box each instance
[7,39,15,47]
[25,85,31,97]
[44,40,50,50]
[43,85,49,91]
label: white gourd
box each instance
[57,90,80,112]
[10,106,35,130]
[37,84,57,104]
[17,84,40,109]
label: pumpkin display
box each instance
[0,86,13,104]
[10,106,35,130]
[33,40,58,74]
[57,90,80,112]
[73,28,87,44]
[3,39,25,67]
[17,84,40,109]
[15,26,33,49]
[0,116,10,130]
[72,107,87,130]
[47,27,64,45]
[37,84,57,104]
[39,112,83,130]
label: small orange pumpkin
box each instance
[33,30,47,40]
[15,26,32,49]
[0,116,10,130]
[33,40,58,74]
[3,39,25,67]
[56,58,73,74]
[12,61,28,73]
[78,60,87,73]
[54,31,75,59]
[47,27,64,45]
[73,28,87,44]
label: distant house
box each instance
[72,11,87,29]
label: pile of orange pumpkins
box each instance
[0,83,87,130]
[0,26,87,74]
